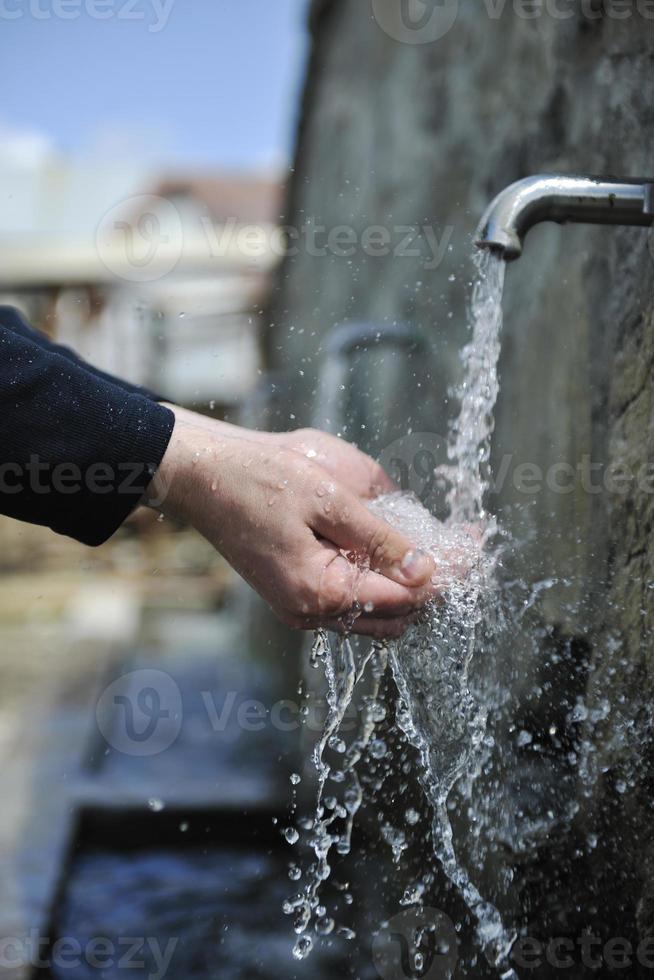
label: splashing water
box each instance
[286,250,518,974]
[374,251,518,972]
[287,633,389,957]
[370,493,517,973]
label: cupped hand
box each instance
[154,410,437,638]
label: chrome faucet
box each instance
[475,174,654,260]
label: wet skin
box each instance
[152,405,438,638]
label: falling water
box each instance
[286,249,517,975]
[445,248,506,524]
[286,633,389,959]
[369,250,518,975]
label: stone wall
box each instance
[269,0,654,954]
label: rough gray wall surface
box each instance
[269,0,654,950]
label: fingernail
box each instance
[400,548,432,582]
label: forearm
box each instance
[0,321,175,545]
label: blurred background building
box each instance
[0,5,311,972]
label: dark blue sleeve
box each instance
[0,308,175,546]
[0,305,167,401]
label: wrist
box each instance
[149,412,207,524]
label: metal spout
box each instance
[475,174,654,260]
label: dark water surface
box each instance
[52,844,370,980]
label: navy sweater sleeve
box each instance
[0,305,166,401]
[0,308,175,547]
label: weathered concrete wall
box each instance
[269,0,654,954]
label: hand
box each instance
[153,408,437,638]
[162,407,394,500]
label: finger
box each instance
[361,453,398,497]
[291,434,397,498]
[320,615,415,640]
[311,543,437,620]
[354,569,440,616]
[312,490,435,587]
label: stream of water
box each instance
[285,250,521,975]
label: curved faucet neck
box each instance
[475,174,654,260]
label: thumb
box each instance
[312,491,434,588]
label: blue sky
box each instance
[0,0,309,171]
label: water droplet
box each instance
[371,702,386,723]
[315,916,334,936]
[328,736,346,754]
[292,936,313,960]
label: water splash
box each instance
[370,250,518,972]
[286,632,389,955]
[371,492,517,974]
[287,250,516,974]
